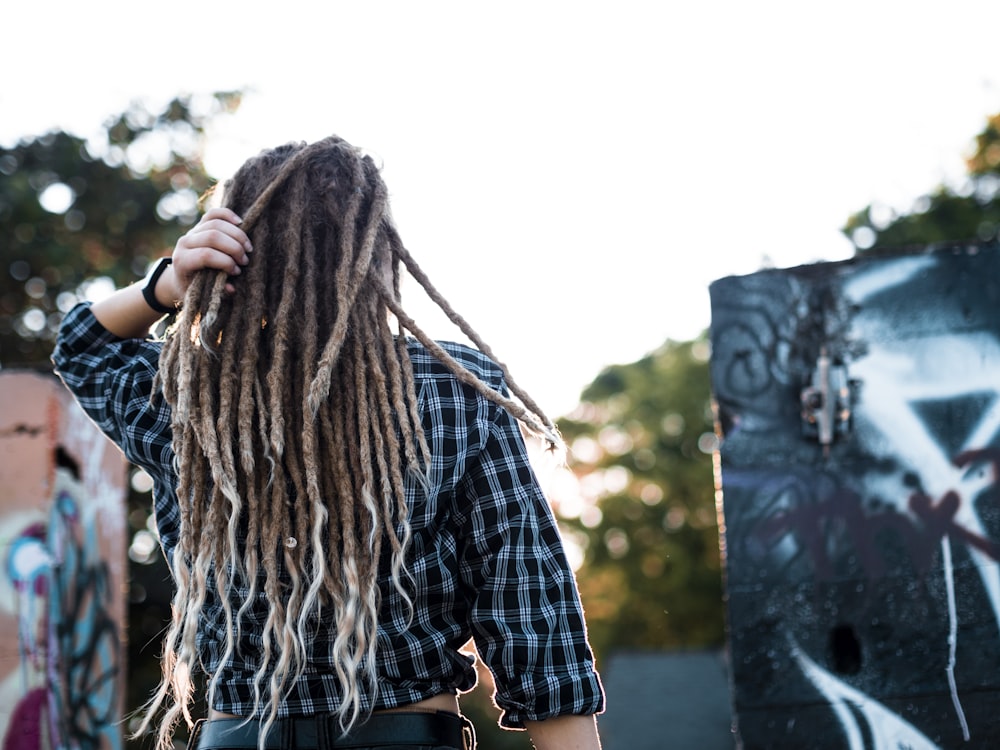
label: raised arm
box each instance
[91,207,252,338]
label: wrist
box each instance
[155,265,183,310]
[142,257,180,315]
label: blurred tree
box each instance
[843,111,1000,251]
[0,94,538,750]
[0,92,241,746]
[555,337,725,659]
[0,91,241,366]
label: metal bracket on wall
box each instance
[800,347,852,453]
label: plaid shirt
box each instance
[52,303,603,727]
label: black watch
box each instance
[142,257,176,315]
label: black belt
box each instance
[190,711,474,749]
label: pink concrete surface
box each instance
[0,371,127,750]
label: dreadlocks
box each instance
[139,136,560,749]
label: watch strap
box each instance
[142,257,176,315]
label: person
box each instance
[52,136,604,750]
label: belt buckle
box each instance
[186,719,206,750]
[460,715,477,750]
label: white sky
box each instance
[3,0,1000,416]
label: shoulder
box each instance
[406,339,505,391]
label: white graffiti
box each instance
[940,536,970,741]
[848,330,1000,617]
[791,638,940,750]
[843,258,1000,742]
[64,403,119,520]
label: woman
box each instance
[53,136,604,750]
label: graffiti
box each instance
[748,470,989,744]
[790,637,940,750]
[4,461,121,750]
[752,476,999,583]
[710,246,1000,748]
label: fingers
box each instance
[180,228,251,269]
[201,206,243,225]
[185,213,252,255]
[171,209,254,295]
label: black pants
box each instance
[188,711,476,750]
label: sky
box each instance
[4,1,1000,416]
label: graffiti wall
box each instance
[0,372,126,750]
[709,244,1000,749]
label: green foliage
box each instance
[556,337,725,659]
[844,111,1000,252]
[0,94,241,744]
[0,92,241,366]
[0,90,729,742]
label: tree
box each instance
[843,111,1000,251]
[1,93,730,745]
[554,336,725,659]
[0,95,539,750]
[0,93,242,745]
[0,92,241,366]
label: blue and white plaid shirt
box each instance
[52,302,604,727]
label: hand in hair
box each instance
[84,207,250,339]
[170,207,253,299]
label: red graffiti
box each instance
[755,458,999,581]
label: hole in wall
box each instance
[829,623,862,675]
[55,445,81,480]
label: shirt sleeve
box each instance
[51,302,179,552]
[457,389,605,728]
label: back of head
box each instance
[152,136,420,745]
[213,136,402,392]
[146,135,560,750]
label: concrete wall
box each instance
[0,371,127,750]
[709,245,1000,749]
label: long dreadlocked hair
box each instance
[138,136,561,750]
